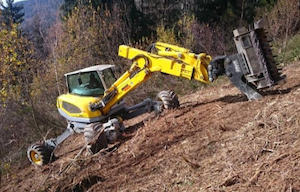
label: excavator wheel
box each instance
[27,142,54,166]
[84,123,108,154]
[157,90,180,110]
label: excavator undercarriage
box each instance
[27,19,285,166]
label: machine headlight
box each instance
[62,102,82,113]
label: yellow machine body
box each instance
[57,42,212,121]
[57,94,102,119]
[28,21,285,166]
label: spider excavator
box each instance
[27,19,285,166]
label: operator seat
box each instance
[89,73,101,89]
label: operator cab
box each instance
[65,65,117,96]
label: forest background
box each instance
[0,0,299,173]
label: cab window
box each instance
[67,71,105,96]
[102,68,117,89]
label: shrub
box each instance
[273,33,300,64]
[257,0,300,46]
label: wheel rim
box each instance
[30,150,43,165]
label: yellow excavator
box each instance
[27,19,285,166]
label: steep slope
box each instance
[2,63,300,192]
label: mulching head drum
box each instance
[233,19,285,89]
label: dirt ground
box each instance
[2,63,300,192]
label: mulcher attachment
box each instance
[209,19,285,100]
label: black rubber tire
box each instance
[27,142,54,166]
[157,90,180,110]
[84,123,107,154]
[84,124,95,145]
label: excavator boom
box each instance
[89,45,212,114]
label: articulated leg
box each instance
[122,91,179,120]
[27,129,73,166]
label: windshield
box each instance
[67,71,105,96]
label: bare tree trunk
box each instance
[240,0,245,26]
[0,107,7,131]
[51,40,61,95]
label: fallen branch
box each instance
[220,175,240,187]
[3,139,17,146]
[273,153,289,164]
[248,163,266,186]
[58,127,105,176]
[182,156,201,169]
[58,144,87,176]
[42,147,58,186]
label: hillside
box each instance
[16,0,63,30]
[1,63,300,191]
